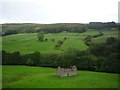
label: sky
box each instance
[0,0,119,24]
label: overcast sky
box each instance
[0,0,119,24]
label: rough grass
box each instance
[2,66,118,88]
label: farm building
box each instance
[56,65,77,77]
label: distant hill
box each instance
[1,22,117,36]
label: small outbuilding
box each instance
[56,65,77,77]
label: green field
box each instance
[2,30,118,54]
[2,66,118,88]
[2,29,119,88]
[2,32,89,54]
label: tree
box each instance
[106,37,117,45]
[84,35,92,46]
[58,40,63,45]
[26,59,34,66]
[55,44,60,49]
[2,50,8,65]
[55,40,63,49]
[62,48,79,67]
[42,54,61,67]
[45,38,48,42]
[89,43,106,56]
[52,38,55,42]
[31,51,41,66]
[63,37,67,41]
[38,31,44,42]
[11,51,21,65]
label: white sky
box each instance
[0,0,119,24]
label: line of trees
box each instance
[2,37,119,73]
[2,23,86,36]
[37,24,86,34]
[55,37,66,49]
[0,22,119,36]
[88,22,117,29]
[3,22,117,36]
[84,32,104,46]
[2,22,117,36]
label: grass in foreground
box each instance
[2,66,118,88]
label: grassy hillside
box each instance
[2,66,118,88]
[92,30,118,44]
[2,30,118,54]
[2,32,89,54]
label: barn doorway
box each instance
[67,73,69,76]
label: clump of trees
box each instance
[55,40,63,49]
[38,31,44,42]
[55,37,67,49]
[2,37,119,73]
[84,35,92,46]
[93,32,103,38]
[88,37,119,73]
[63,37,67,41]
[88,22,117,30]
[51,39,55,42]
[26,51,41,66]
[84,32,104,46]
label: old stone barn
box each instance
[56,65,77,77]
